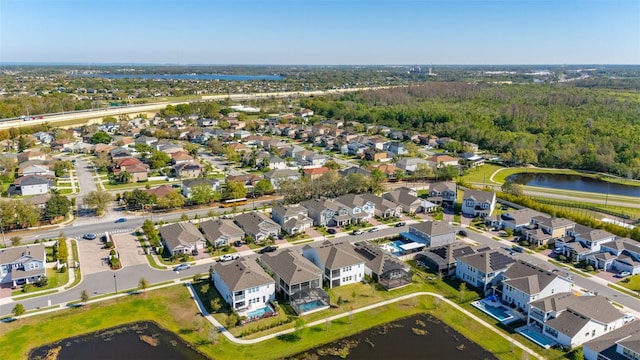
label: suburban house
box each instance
[352,242,412,290]
[461,189,496,218]
[403,221,457,247]
[302,241,365,288]
[266,156,287,170]
[522,217,576,247]
[585,237,640,275]
[212,258,275,314]
[17,150,48,163]
[0,244,46,287]
[259,249,330,315]
[556,227,617,262]
[134,135,157,146]
[263,169,300,189]
[425,154,460,168]
[382,187,434,214]
[158,222,207,256]
[271,204,314,235]
[528,293,627,348]
[333,194,376,223]
[384,141,408,155]
[491,209,548,232]
[395,158,430,173]
[143,185,175,201]
[499,261,573,313]
[12,175,53,196]
[182,178,219,198]
[582,319,640,360]
[20,164,54,177]
[455,249,516,293]
[174,163,202,179]
[112,158,149,182]
[302,198,351,227]
[199,219,245,248]
[427,181,457,206]
[234,211,281,243]
[171,151,195,165]
[303,166,331,180]
[359,193,402,219]
[416,243,476,275]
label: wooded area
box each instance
[301,83,640,179]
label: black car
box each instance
[395,222,406,227]
[233,240,243,247]
[327,228,337,234]
[259,246,277,254]
[458,230,468,237]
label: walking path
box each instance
[185,284,541,358]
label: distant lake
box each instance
[290,314,497,360]
[75,73,283,81]
[507,173,640,197]
[30,321,207,360]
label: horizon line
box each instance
[1,62,639,67]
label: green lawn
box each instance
[618,274,640,293]
[103,179,172,190]
[461,163,505,185]
[12,268,68,296]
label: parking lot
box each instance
[77,237,112,275]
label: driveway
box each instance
[305,227,323,238]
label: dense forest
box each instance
[300,83,640,179]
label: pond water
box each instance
[30,321,207,360]
[507,173,640,197]
[75,73,283,81]
[290,314,497,360]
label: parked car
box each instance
[218,254,240,262]
[624,313,635,323]
[174,263,191,271]
[458,230,468,237]
[617,271,632,278]
[327,228,337,234]
[395,222,406,227]
[512,246,524,253]
[259,246,278,254]
[115,218,127,223]
[368,228,379,233]
[192,249,199,256]
[83,233,97,240]
[233,240,243,247]
[352,229,364,235]
[553,248,563,254]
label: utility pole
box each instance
[113,274,118,294]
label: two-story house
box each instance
[0,244,46,287]
[271,204,314,235]
[499,261,573,314]
[403,221,457,247]
[12,175,53,196]
[199,218,245,248]
[182,178,219,199]
[234,211,281,243]
[493,209,548,232]
[557,227,616,262]
[333,194,376,223]
[259,249,330,315]
[523,217,576,247]
[352,242,411,290]
[302,241,365,288]
[175,163,202,179]
[395,158,430,174]
[212,258,275,314]
[263,169,300,189]
[455,249,516,294]
[359,193,402,219]
[461,189,496,218]
[582,318,640,360]
[427,181,457,207]
[301,198,350,227]
[383,187,428,214]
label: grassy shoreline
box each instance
[0,283,549,360]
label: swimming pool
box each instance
[298,300,327,313]
[246,305,273,319]
[472,300,514,322]
[519,327,555,349]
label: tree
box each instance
[80,290,89,305]
[10,236,21,247]
[190,183,217,205]
[122,189,154,210]
[53,160,74,177]
[56,237,69,264]
[501,180,524,196]
[149,150,171,169]
[90,131,112,144]
[294,317,306,339]
[84,191,113,215]
[115,171,133,184]
[93,153,111,172]
[254,179,274,196]
[200,283,210,295]
[436,165,459,181]
[15,202,40,228]
[138,277,149,295]
[43,194,71,221]
[155,190,185,210]
[458,282,467,303]
[222,180,247,200]
[12,303,25,318]
[210,298,222,313]
[324,159,341,170]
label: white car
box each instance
[352,229,364,235]
[218,254,240,262]
[553,248,563,254]
[617,271,632,278]
[174,263,191,271]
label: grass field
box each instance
[0,281,554,360]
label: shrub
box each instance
[585,265,594,272]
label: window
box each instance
[343,266,352,272]
[342,276,352,282]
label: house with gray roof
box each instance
[301,198,350,227]
[338,166,371,178]
[159,222,207,256]
[199,219,244,247]
[404,221,457,247]
[523,217,576,247]
[212,258,275,314]
[395,158,430,173]
[427,181,457,206]
[556,227,617,262]
[302,241,365,288]
[263,169,300,189]
[493,209,548,232]
[455,249,516,293]
[582,317,640,360]
[352,242,411,290]
[528,293,627,348]
[13,175,53,196]
[359,193,402,219]
[383,187,433,214]
[333,194,375,223]
[416,243,476,275]
[0,244,46,286]
[271,204,313,235]
[182,178,219,199]
[234,211,281,243]
[585,237,640,275]
[259,249,330,315]
[461,189,496,218]
[499,261,572,314]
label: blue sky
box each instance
[1,0,638,65]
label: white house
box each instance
[212,258,275,314]
[582,319,640,360]
[461,189,496,218]
[302,241,365,288]
[455,249,516,293]
[181,178,219,198]
[0,244,46,286]
[14,175,52,196]
[271,203,314,235]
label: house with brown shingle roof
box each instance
[303,166,330,180]
[171,151,194,165]
[200,218,245,247]
[425,154,460,168]
[212,258,275,313]
[143,185,175,199]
